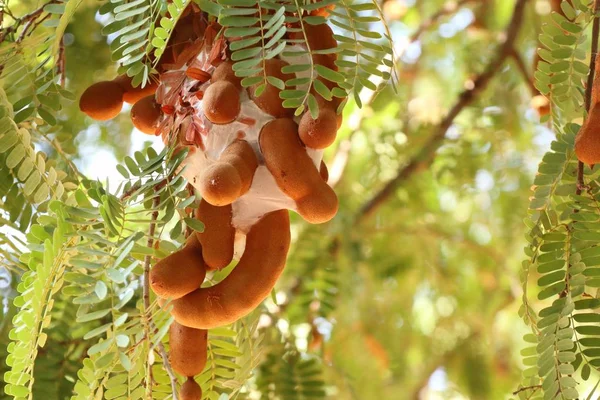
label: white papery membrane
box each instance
[159,45,323,259]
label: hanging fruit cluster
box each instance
[79,4,344,399]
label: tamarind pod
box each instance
[575,104,600,165]
[169,321,208,377]
[259,119,338,224]
[194,200,235,270]
[319,161,329,182]
[113,75,158,104]
[202,80,241,124]
[298,107,338,149]
[171,210,291,329]
[150,235,207,299]
[79,81,124,121]
[180,378,202,400]
[290,23,337,59]
[199,139,258,206]
[249,58,295,118]
[130,95,162,135]
[211,61,242,87]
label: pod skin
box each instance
[113,75,158,104]
[259,119,338,224]
[130,95,162,135]
[195,200,235,270]
[202,81,241,124]
[298,107,338,149]
[169,321,208,377]
[575,104,600,165]
[150,235,207,299]
[249,58,294,118]
[180,378,202,400]
[171,210,291,329]
[199,139,258,206]
[211,61,242,87]
[79,81,124,121]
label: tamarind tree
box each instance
[4,0,600,399]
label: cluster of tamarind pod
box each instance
[79,4,344,399]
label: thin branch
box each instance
[513,385,542,395]
[57,35,66,86]
[408,0,476,43]
[143,194,160,396]
[355,0,529,224]
[0,1,59,44]
[579,0,600,194]
[510,48,537,96]
[156,342,179,400]
[330,0,470,186]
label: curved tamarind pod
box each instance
[113,75,158,104]
[249,58,295,118]
[150,235,207,299]
[195,200,235,270]
[575,104,600,165]
[171,210,291,329]
[198,139,258,206]
[180,378,202,400]
[130,95,162,135]
[259,119,338,224]
[169,321,208,377]
[203,81,241,124]
[319,161,329,182]
[298,107,338,149]
[211,61,242,87]
[79,81,124,121]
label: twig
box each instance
[1,1,59,44]
[355,0,529,224]
[513,385,542,395]
[58,35,66,86]
[578,0,600,194]
[120,183,143,201]
[143,194,160,397]
[510,48,537,96]
[157,341,179,400]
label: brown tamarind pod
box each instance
[130,95,162,135]
[180,378,202,400]
[195,200,235,270]
[259,119,338,224]
[150,235,207,299]
[290,23,337,58]
[319,161,329,182]
[249,58,295,118]
[170,210,291,329]
[203,81,241,124]
[575,104,600,165]
[79,81,124,121]
[199,139,258,206]
[169,321,208,376]
[298,107,338,149]
[211,61,242,87]
[113,75,158,104]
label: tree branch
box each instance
[578,0,600,194]
[330,1,474,187]
[510,48,537,96]
[0,1,59,44]
[355,0,529,224]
